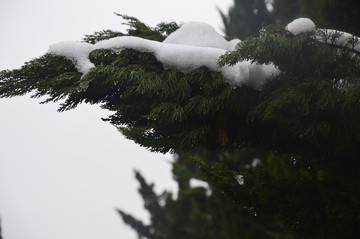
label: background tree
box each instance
[296,0,360,35]
[220,0,303,39]
[221,0,360,40]
[213,2,360,238]
[220,0,275,39]
[118,151,295,239]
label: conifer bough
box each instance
[1,16,359,156]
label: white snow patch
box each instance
[286,18,316,35]
[251,158,261,167]
[48,22,279,88]
[235,175,244,185]
[245,158,262,169]
[48,41,94,74]
[163,21,240,51]
[265,0,274,12]
[94,36,226,73]
[315,29,360,52]
[286,18,360,53]
[189,178,212,196]
[229,39,242,50]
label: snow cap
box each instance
[48,21,279,88]
[164,21,240,51]
[235,175,244,185]
[286,18,316,35]
[189,178,212,196]
[48,41,94,74]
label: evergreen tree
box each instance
[218,3,360,237]
[295,0,360,35]
[220,0,275,39]
[210,22,360,238]
[118,154,294,239]
[220,0,305,39]
[220,0,360,40]
[1,10,360,239]
[271,0,300,24]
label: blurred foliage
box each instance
[221,0,360,40]
[118,153,296,239]
[220,0,275,39]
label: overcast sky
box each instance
[0,0,233,238]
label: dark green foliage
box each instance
[221,0,360,40]
[271,0,301,24]
[296,0,360,36]
[118,155,294,239]
[218,26,360,159]
[279,0,360,35]
[117,209,153,239]
[113,14,179,42]
[220,0,304,40]
[1,14,360,158]
[82,14,179,44]
[208,24,360,237]
[0,54,80,102]
[197,150,360,239]
[83,30,125,44]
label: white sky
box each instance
[0,0,233,239]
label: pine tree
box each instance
[1,10,360,239]
[209,23,360,238]
[220,0,275,39]
[118,155,295,239]
[219,0,306,39]
[295,0,360,35]
[220,0,360,40]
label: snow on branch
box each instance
[49,41,94,74]
[48,18,359,90]
[49,22,279,89]
[286,18,360,54]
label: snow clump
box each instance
[286,18,360,53]
[286,18,316,35]
[48,41,94,74]
[49,21,279,88]
[189,178,212,196]
[163,21,240,51]
[235,175,244,185]
[315,29,360,52]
